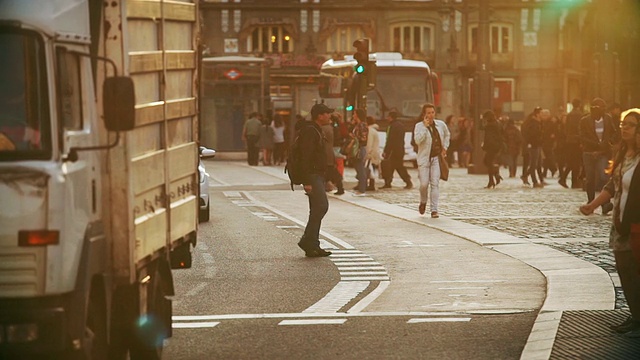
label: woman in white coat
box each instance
[366,116,381,190]
[413,103,450,218]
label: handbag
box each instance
[438,154,449,181]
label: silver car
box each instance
[199,146,216,222]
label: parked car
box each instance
[199,146,216,222]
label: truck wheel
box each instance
[130,268,170,360]
[85,291,108,360]
[199,200,210,222]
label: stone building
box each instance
[200,0,639,151]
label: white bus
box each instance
[319,52,439,166]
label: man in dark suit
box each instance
[381,110,412,189]
[579,98,615,214]
[559,98,584,188]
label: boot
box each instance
[366,178,376,191]
[485,174,495,189]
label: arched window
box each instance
[390,23,434,54]
[248,26,293,53]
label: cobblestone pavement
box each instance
[348,166,625,310]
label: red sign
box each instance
[224,68,243,80]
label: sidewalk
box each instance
[335,165,640,359]
[210,159,640,359]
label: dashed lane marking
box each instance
[407,318,471,324]
[279,319,347,326]
[172,321,220,329]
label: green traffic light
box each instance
[346,105,354,111]
[354,64,365,73]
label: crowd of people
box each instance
[242,102,640,338]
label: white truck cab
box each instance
[0,1,200,358]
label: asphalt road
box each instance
[162,160,544,359]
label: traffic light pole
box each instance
[467,0,492,175]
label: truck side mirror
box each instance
[103,76,135,131]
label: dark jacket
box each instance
[579,113,616,156]
[299,121,327,185]
[384,119,405,159]
[564,109,582,145]
[523,119,543,147]
[482,121,505,153]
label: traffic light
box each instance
[353,39,369,75]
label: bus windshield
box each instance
[365,68,430,120]
[0,28,50,160]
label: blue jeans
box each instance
[582,152,609,203]
[355,146,367,192]
[301,174,329,249]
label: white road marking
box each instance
[172,311,468,321]
[330,258,375,262]
[430,280,506,283]
[341,276,390,281]
[397,241,446,248]
[337,266,386,271]
[172,321,220,328]
[185,282,208,297]
[303,281,370,313]
[223,191,242,198]
[330,254,371,258]
[332,262,381,266]
[439,287,489,290]
[276,225,300,229]
[407,318,471,323]
[205,268,216,279]
[198,243,209,251]
[279,319,347,325]
[348,281,391,314]
[340,271,388,276]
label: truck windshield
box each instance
[366,69,430,120]
[0,28,51,160]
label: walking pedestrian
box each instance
[242,112,262,165]
[521,107,544,187]
[481,110,505,188]
[541,109,558,179]
[446,115,460,167]
[257,115,275,165]
[272,114,286,165]
[503,118,522,178]
[351,108,369,196]
[580,98,615,214]
[559,99,584,188]
[458,117,472,168]
[366,116,381,191]
[381,110,413,189]
[413,103,450,218]
[321,112,344,195]
[297,103,333,257]
[579,108,640,337]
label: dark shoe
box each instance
[381,184,392,189]
[520,175,530,185]
[495,175,503,186]
[431,211,439,218]
[602,202,613,215]
[419,203,426,215]
[404,182,413,190]
[558,179,568,188]
[334,190,345,195]
[305,248,332,257]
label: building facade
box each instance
[200,0,640,150]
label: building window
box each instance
[390,23,434,53]
[249,26,293,53]
[326,26,366,53]
[469,23,513,54]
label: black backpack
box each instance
[284,124,321,190]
